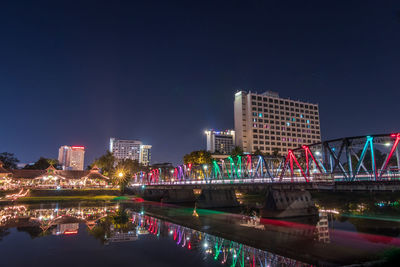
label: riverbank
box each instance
[0,188,135,204]
[0,195,135,205]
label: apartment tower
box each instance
[234,91,321,155]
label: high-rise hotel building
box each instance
[58,146,85,170]
[234,91,321,155]
[205,129,236,154]
[109,138,152,166]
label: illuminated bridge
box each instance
[133,133,400,186]
[129,134,400,210]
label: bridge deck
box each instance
[134,180,400,192]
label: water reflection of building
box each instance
[52,223,79,235]
[315,212,330,243]
[0,204,117,232]
[136,226,149,235]
[105,231,138,244]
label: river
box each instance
[1,192,400,266]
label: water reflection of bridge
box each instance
[129,210,312,267]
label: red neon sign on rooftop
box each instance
[71,146,85,149]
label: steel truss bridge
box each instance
[131,211,306,267]
[133,133,400,186]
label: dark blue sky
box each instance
[1,1,399,166]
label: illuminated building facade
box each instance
[7,165,111,189]
[234,91,321,155]
[109,138,152,166]
[204,130,235,154]
[139,145,152,166]
[58,146,85,170]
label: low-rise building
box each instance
[2,165,111,189]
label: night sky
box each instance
[1,1,399,166]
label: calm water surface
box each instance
[1,194,400,266]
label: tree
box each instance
[230,146,243,157]
[114,159,142,176]
[183,150,212,165]
[253,148,263,156]
[23,157,60,170]
[113,159,146,191]
[0,152,19,169]
[90,152,148,191]
[91,151,116,176]
[271,148,280,157]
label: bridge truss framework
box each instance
[133,133,400,185]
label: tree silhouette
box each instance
[0,152,19,169]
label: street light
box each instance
[118,172,124,177]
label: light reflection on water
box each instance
[0,203,310,267]
[1,199,400,266]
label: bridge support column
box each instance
[260,190,318,218]
[196,189,239,208]
[162,189,196,203]
[142,189,196,203]
[142,189,165,201]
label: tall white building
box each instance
[205,130,235,154]
[234,91,321,155]
[58,146,85,170]
[139,145,152,166]
[109,138,152,166]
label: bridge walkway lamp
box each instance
[170,169,174,184]
[203,165,208,183]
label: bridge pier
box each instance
[162,189,196,203]
[260,190,318,218]
[196,189,239,208]
[142,189,164,201]
[142,189,196,203]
